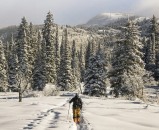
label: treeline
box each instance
[83,15,159,99]
[0,12,104,100]
[109,15,159,98]
[0,12,84,93]
[0,12,159,101]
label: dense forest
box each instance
[0,12,159,103]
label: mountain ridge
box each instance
[80,12,139,27]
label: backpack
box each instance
[74,97,82,109]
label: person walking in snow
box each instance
[69,93,82,124]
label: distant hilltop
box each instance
[84,12,136,26]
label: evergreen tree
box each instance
[60,34,65,58]
[71,40,76,70]
[110,21,145,98]
[32,31,46,90]
[0,40,7,92]
[71,40,80,88]
[145,35,156,71]
[58,29,74,90]
[58,33,65,87]
[7,35,18,91]
[110,41,127,97]
[42,12,56,84]
[149,15,159,41]
[85,39,96,70]
[149,16,159,75]
[16,17,29,76]
[16,17,30,102]
[143,37,148,64]
[78,44,85,82]
[91,39,96,55]
[28,22,38,75]
[84,44,106,96]
[55,25,60,81]
[149,15,159,60]
[3,41,9,60]
[85,41,92,69]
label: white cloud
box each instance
[0,0,158,28]
[135,0,159,17]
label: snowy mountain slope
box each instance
[58,26,102,49]
[0,92,159,130]
[78,13,156,38]
[0,25,102,50]
[77,12,150,37]
[84,13,135,26]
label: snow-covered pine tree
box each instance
[7,35,18,91]
[71,40,80,88]
[71,40,76,70]
[142,16,159,80]
[85,41,92,70]
[58,33,65,88]
[127,21,146,97]
[110,41,128,97]
[42,12,56,84]
[99,43,110,88]
[16,17,30,76]
[91,39,96,55]
[55,25,60,81]
[142,37,147,64]
[145,34,156,71]
[84,43,106,96]
[32,30,46,90]
[78,44,85,82]
[85,39,97,70]
[149,15,159,42]
[3,41,9,61]
[149,16,159,80]
[28,22,38,76]
[58,29,74,90]
[110,21,145,98]
[16,17,31,102]
[60,34,65,59]
[141,36,156,88]
[149,15,159,58]
[0,40,7,92]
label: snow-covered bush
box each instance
[42,83,59,96]
[23,90,42,97]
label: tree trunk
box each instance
[141,87,144,97]
[19,90,22,102]
[79,83,82,94]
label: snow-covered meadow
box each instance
[0,92,159,130]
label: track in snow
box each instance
[76,113,93,130]
[21,98,92,130]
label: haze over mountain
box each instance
[85,13,136,26]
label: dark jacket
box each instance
[69,95,82,109]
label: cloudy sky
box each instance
[0,0,159,28]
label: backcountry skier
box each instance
[69,93,83,124]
